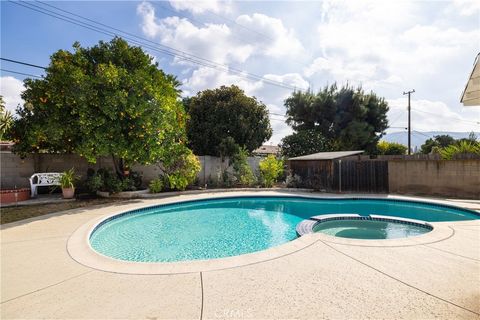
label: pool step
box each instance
[295,219,318,236]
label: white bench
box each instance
[29,173,62,197]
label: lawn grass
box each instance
[1,197,120,224]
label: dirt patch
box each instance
[1,197,121,224]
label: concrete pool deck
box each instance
[1,191,479,319]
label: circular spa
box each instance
[296,214,433,240]
[313,218,431,239]
[89,197,479,263]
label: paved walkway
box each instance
[1,191,479,319]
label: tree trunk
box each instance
[112,156,126,179]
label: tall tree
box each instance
[420,135,456,154]
[11,37,194,178]
[0,95,14,141]
[186,85,272,156]
[284,84,389,153]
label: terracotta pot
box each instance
[62,187,75,199]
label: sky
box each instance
[1,0,479,144]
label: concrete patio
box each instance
[1,191,479,319]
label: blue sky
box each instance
[1,0,479,144]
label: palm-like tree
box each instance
[0,96,14,141]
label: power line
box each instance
[13,1,224,69]
[0,68,43,78]
[154,2,260,51]
[411,107,479,125]
[388,110,406,127]
[36,0,227,66]
[1,57,46,69]
[201,7,275,42]
[8,1,276,87]
[269,112,286,117]
[10,0,302,91]
[196,5,309,69]
[412,130,435,139]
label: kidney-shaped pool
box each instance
[89,196,479,263]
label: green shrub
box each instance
[87,168,143,193]
[221,170,235,188]
[149,178,164,193]
[165,152,201,190]
[90,168,122,193]
[104,174,123,193]
[128,171,143,190]
[440,141,480,159]
[231,148,256,186]
[259,155,284,188]
[377,141,407,155]
[86,174,103,193]
[286,173,302,188]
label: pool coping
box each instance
[67,191,475,275]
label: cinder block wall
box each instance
[388,160,480,199]
[0,152,115,189]
[0,152,262,189]
[1,152,35,188]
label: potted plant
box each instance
[59,168,76,199]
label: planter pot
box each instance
[62,187,75,199]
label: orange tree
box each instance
[11,37,198,181]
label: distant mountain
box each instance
[382,131,479,151]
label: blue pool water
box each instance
[313,219,431,239]
[90,196,479,262]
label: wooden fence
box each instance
[288,159,389,193]
[332,160,389,193]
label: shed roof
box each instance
[288,150,364,161]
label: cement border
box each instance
[66,191,476,275]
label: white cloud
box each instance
[312,0,479,85]
[169,0,232,14]
[137,2,159,38]
[138,2,252,64]
[235,13,305,58]
[269,118,292,146]
[450,0,480,16]
[263,73,309,91]
[387,98,480,133]
[181,66,264,97]
[137,2,305,65]
[137,0,480,144]
[0,76,24,114]
[304,57,377,83]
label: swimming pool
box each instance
[89,196,479,262]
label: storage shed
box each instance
[287,150,389,193]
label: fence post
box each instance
[338,159,342,193]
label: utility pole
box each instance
[403,89,415,155]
